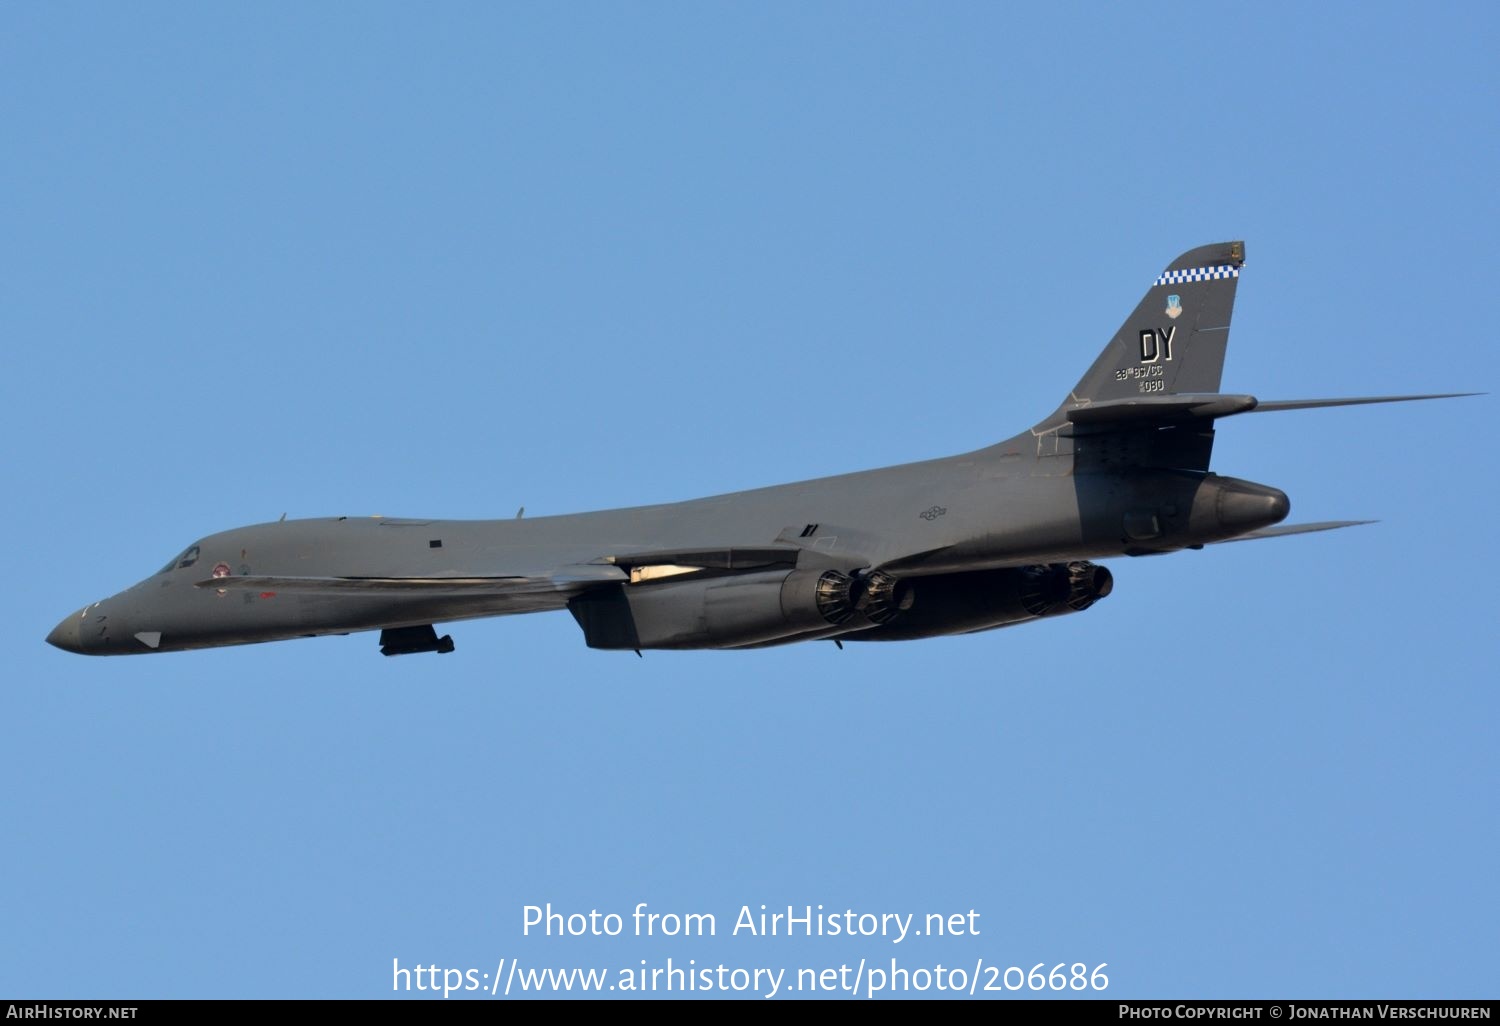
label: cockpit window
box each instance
[158,545,200,574]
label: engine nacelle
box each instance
[842,562,1112,642]
[569,569,858,650]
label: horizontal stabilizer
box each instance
[1066,393,1258,425]
[1249,393,1479,413]
[1209,520,1376,545]
[1064,391,1477,429]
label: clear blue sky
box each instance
[4,3,1496,1000]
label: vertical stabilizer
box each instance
[1044,241,1245,426]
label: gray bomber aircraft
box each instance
[47,241,1471,658]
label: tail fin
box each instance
[1044,241,1245,425]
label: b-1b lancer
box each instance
[47,242,1470,658]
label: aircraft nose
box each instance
[46,611,87,654]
